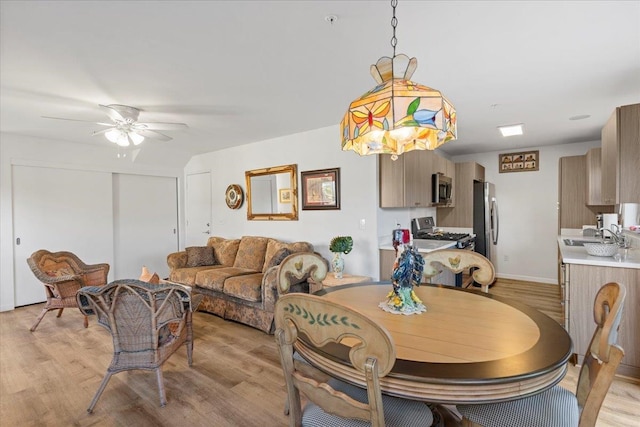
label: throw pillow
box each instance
[139,266,160,284]
[266,248,291,269]
[185,246,216,267]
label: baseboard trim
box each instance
[495,273,558,285]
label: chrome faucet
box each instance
[599,225,628,247]
[598,227,619,243]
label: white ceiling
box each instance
[1,1,639,158]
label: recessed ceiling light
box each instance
[498,124,524,137]
[569,114,591,121]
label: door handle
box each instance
[203,230,210,234]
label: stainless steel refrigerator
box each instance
[473,181,499,264]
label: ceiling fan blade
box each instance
[42,116,113,126]
[136,129,173,142]
[134,122,188,131]
[98,104,126,122]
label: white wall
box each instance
[454,140,601,284]
[0,133,187,311]
[186,125,385,278]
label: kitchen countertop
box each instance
[557,235,640,269]
[379,239,456,253]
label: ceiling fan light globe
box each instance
[105,129,121,143]
[116,137,130,147]
[130,132,144,145]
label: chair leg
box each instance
[83,315,89,328]
[186,313,194,367]
[87,371,113,413]
[30,308,50,332]
[56,308,64,318]
[155,368,167,407]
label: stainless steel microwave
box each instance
[432,173,452,205]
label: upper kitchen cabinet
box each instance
[601,103,640,204]
[379,150,434,208]
[437,162,484,227]
[585,147,612,207]
[559,155,611,229]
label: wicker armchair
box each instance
[27,249,110,331]
[76,279,203,413]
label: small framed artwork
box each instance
[499,150,539,173]
[278,188,292,203]
[301,168,341,210]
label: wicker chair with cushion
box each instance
[27,249,110,331]
[76,279,203,413]
[457,282,626,427]
[275,293,434,427]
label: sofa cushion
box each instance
[233,236,269,271]
[208,238,241,267]
[262,239,314,272]
[196,267,256,292]
[185,246,216,267]
[223,273,264,302]
[266,248,291,270]
[170,266,223,286]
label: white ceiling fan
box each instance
[42,104,188,147]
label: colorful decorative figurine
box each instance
[379,246,427,315]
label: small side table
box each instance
[310,274,372,293]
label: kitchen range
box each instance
[411,216,475,250]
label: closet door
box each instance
[12,166,114,306]
[113,174,178,279]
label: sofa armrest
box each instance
[167,251,188,272]
[276,252,328,295]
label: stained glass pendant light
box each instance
[340,0,457,160]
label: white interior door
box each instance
[113,174,178,279]
[186,172,211,247]
[12,165,114,307]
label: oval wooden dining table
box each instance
[295,282,573,405]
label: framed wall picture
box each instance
[499,150,539,173]
[278,188,292,203]
[301,168,340,210]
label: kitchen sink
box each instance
[563,238,601,246]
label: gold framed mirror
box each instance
[245,164,298,220]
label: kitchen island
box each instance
[557,234,639,379]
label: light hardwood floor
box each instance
[1,280,638,426]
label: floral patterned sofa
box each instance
[166,236,328,333]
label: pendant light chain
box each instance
[390,0,398,57]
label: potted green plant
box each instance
[329,236,353,279]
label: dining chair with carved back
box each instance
[274,293,434,427]
[421,249,495,293]
[27,249,110,331]
[456,281,626,427]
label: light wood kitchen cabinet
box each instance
[558,155,612,229]
[379,150,457,208]
[379,249,397,281]
[585,147,611,206]
[601,103,640,204]
[437,162,485,227]
[379,150,434,208]
[562,263,639,378]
